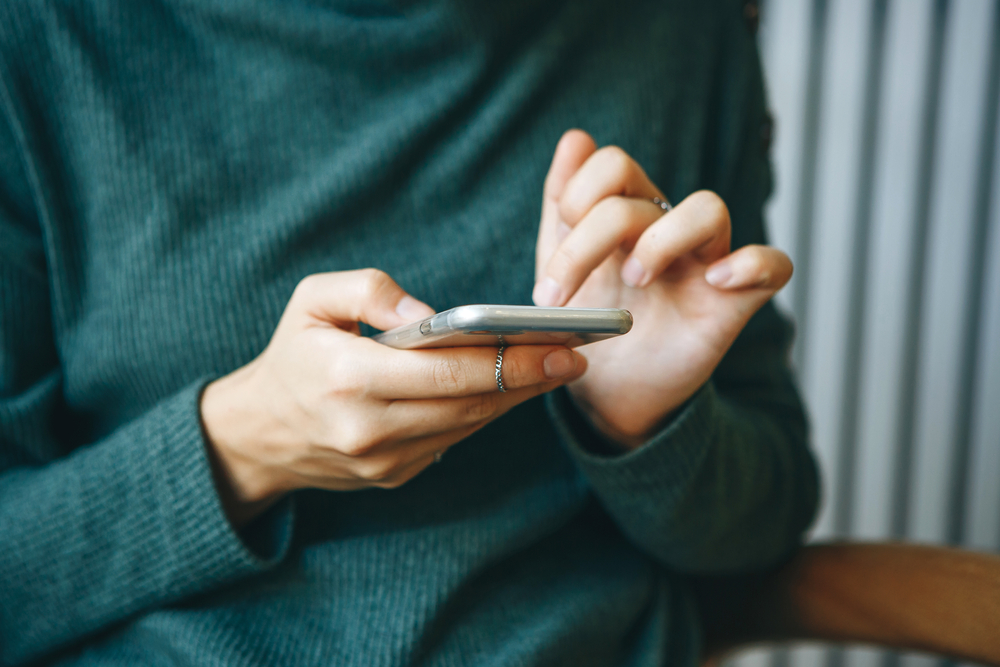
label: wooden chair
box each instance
[692,543,1000,666]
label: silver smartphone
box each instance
[373,305,633,349]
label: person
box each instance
[0,0,819,664]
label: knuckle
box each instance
[357,268,390,301]
[359,457,399,482]
[557,194,585,225]
[326,355,362,395]
[464,392,500,422]
[599,145,632,178]
[431,356,471,395]
[336,421,376,457]
[375,465,422,489]
[691,190,730,227]
[340,439,371,458]
[292,274,321,303]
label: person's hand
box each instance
[201,269,586,527]
[534,130,792,448]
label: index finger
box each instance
[357,341,585,399]
[558,145,664,227]
[537,130,599,280]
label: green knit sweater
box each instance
[0,1,818,665]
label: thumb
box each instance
[705,245,793,292]
[537,130,597,278]
[291,268,435,331]
[704,245,793,316]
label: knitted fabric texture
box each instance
[0,1,818,665]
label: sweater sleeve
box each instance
[0,88,293,666]
[547,4,819,575]
[547,303,818,574]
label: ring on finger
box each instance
[495,344,506,393]
[652,196,673,213]
[434,451,443,463]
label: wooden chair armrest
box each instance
[692,542,1000,666]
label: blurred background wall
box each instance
[737,0,1000,665]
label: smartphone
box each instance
[372,305,632,349]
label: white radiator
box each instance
[734,0,1000,665]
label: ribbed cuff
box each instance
[546,383,719,514]
[147,377,294,587]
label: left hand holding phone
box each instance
[200,269,586,528]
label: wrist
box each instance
[200,364,288,527]
[564,388,652,451]
[579,406,652,450]
[565,385,689,451]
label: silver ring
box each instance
[652,196,672,213]
[495,345,506,393]
[434,451,443,463]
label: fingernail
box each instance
[621,257,648,288]
[532,277,564,307]
[543,349,577,378]
[557,222,572,242]
[705,263,733,287]
[396,296,435,321]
